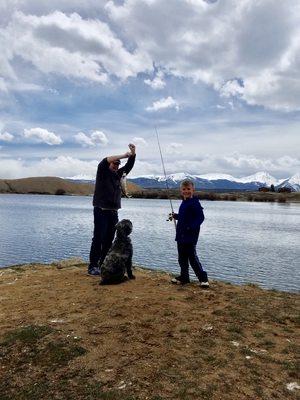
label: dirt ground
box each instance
[0,260,299,400]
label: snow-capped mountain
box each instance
[197,173,237,181]
[233,172,283,186]
[276,173,300,192]
[128,171,299,191]
[67,171,299,192]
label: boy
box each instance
[170,179,209,287]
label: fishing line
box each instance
[155,126,177,229]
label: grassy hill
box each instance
[0,177,140,196]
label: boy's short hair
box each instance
[180,179,194,188]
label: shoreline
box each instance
[1,191,300,203]
[1,260,299,294]
[1,177,299,203]
[1,259,299,399]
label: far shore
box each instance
[0,176,299,202]
[130,189,300,203]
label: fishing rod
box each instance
[155,126,177,229]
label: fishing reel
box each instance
[167,212,174,221]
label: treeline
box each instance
[129,189,300,203]
[259,184,292,193]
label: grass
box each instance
[281,360,300,378]
[0,325,90,400]
[253,331,265,339]
[35,341,87,368]
[0,325,53,346]
[0,381,138,400]
[260,339,276,349]
[227,324,244,336]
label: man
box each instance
[88,143,136,275]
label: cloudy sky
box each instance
[0,0,299,179]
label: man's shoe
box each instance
[88,267,100,276]
[171,276,190,285]
[200,281,210,288]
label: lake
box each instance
[0,194,299,292]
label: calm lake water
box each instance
[0,194,299,292]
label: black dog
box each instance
[100,219,135,284]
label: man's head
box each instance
[109,159,121,172]
[180,179,195,199]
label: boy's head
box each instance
[180,179,195,199]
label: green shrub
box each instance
[55,188,66,195]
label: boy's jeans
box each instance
[89,207,118,270]
[177,242,208,282]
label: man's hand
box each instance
[128,143,136,155]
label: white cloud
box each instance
[1,1,299,111]
[75,130,108,147]
[0,131,14,142]
[107,0,300,111]
[146,96,179,112]
[126,159,163,178]
[0,158,25,179]
[220,79,244,98]
[23,127,63,145]
[216,153,300,175]
[156,152,300,178]
[166,142,183,155]
[0,155,98,179]
[74,132,94,147]
[0,78,8,92]
[90,130,108,146]
[132,136,148,147]
[37,155,98,177]
[1,10,152,86]
[144,71,166,90]
[0,152,298,180]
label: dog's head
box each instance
[116,219,133,237]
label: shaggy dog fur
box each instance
[100,219,135,284]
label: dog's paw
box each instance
[128,274,136,280]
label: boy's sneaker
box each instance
[87,267,100,276]
[200,281,210,288]
[171,275,190,285]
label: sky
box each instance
[0,0,299,179]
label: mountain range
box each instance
[127,172,300,192]
[68,171,300,192]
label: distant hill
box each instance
[0,176,140,196]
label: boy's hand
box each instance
[128,143,136,155]
[167,212,175,221]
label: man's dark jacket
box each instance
[175,197,204,244]
[93,155,135,209]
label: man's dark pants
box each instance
[89,208,118,270]
[177,242,208,283]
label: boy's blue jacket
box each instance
[175,197,204,244]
